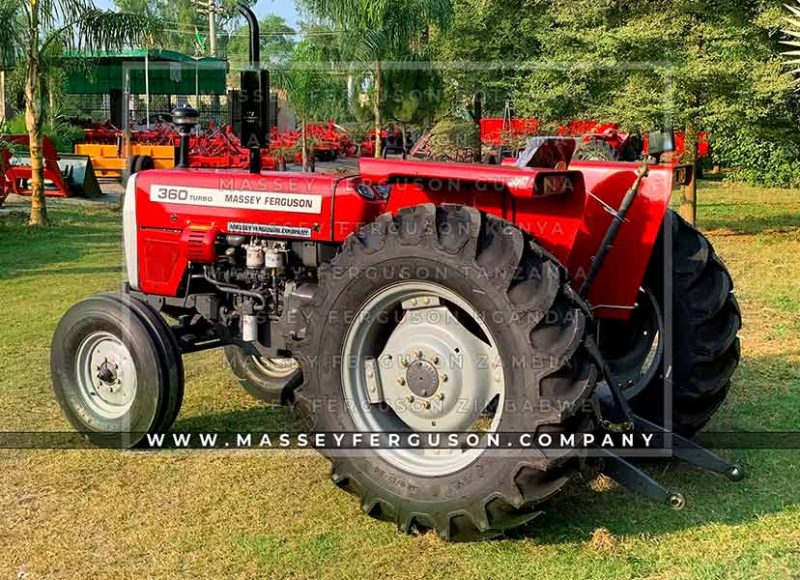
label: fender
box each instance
[361,157,588,267]
[360,158,674,319]
[567,160,674,319]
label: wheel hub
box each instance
[75,331,137,419]
[405,358,439,397]
[598,287,663,400]
[342,282,506,476]
[97,359,118,385]
[373,302,501,432]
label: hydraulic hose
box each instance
[202,267,266,311]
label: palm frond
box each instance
[783,2,800,79]
[0,0,24,69]
[72,10,163,53]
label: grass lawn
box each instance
[1,180,799,579]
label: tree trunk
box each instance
[48,82,55,124]
[301,118,308,173]
[679,120,699,226]
[0,70,7,124]
[373,61,382,159]
[25,15,47,227]
[400,123,407,158]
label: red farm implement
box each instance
[1,135,101,200]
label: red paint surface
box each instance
[132,157,675,320]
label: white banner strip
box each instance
[149,184,323,215]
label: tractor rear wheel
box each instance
[290,205,597,540]
[223,346,301,404]
[598,210,741,435]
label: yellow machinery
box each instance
[75,143,175,178]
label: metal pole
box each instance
[145,51,150,129]
[208,5,217,57]
[208,0,219,122]
[472,92,482,163]
[122,64,131,159]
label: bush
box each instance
[427,117,479,162]
[4,114,86,154]
[710,124,800,189]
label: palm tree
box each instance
[782,1,800,84]
[0,0,158,225]
[301,0,452,157]
[277,40,328,172]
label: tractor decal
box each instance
[149,184,323,214]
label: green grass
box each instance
[1,184,799,579]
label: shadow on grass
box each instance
[521,447,797,545]
[172,404,306,433]
[701,212,800,236]
[154,350,800,544]
[0,208,121,280]
[517,350,800,543]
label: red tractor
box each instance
[50,127,743,539]
[49,9,743,540]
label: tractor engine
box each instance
[165,228,331,360]
[204,237,290,342]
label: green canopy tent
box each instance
[64,49,228,128]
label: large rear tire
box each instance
[223,346,301,404]
[599,210,741,435]
[290,204,597,540]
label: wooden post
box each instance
[679,120,699,226]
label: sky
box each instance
[94,0,301,28]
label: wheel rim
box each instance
[598,287,663,399]
[341,281,505,476]
[75,331,137,420]
[251,356,299,379]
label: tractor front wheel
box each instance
[290,205,596,540]
[51,294,184,446]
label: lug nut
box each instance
[422,401,431,410]
[435,392,444,401]
[400,357,409,368]
[410,298,418,306]
[396,377,406,386]
[414,349,423,359]
[422,297,430,305]
[432,355,440,365]
[441,373,448,383]
[405,395,414,404]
